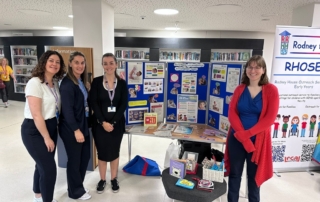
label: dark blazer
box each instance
[59,76,89,137]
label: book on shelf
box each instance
[115,50,149,59]
[13,48,36,56]
[160,51,200,61]
[211,51,251,61]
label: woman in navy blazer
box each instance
[59,52,91,200]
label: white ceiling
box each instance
[0,0,319,32]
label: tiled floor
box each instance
[0,101,319,202]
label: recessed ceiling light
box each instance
[154,9,179,15]
[115,13,134,19]
[68,15,73,18]
[206,4,242,13]
[165,27,180,30]
[53,26,68,30]
[261,18,270,21]
[18,9,52,15]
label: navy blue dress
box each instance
[237,87,262,141]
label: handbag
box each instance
[123,155,161,176]
[0,79,5,89]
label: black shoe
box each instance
[111,178,119,193]
[96,180,106,194]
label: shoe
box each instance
[33,196,43,202]
[78,192,91,200]
[4,103,8,108]
[111,178,119,193]
[85,188,89,193]
[96,180,106,194]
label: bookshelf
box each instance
[115,47,150,68]
[159,49,201,62]
[0,46,4,59]
[10,46,38,93]
[210,49,252,62]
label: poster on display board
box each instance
[208,63,243,131]
[270,26,320,171]
[125,62,166,125]
[166,62,210,124]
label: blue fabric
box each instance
[123,155,161,176]
[237,87,262,141]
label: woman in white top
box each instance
[21,50,66,202]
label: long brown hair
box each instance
[67,51,88,86]
[102,53,121,80]
[31,50,66,83]
[241,55,269,86]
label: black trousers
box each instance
[0,88,7,102]
[3,81,10,100]
[60,131,90,199]
[21,118,58,202]
[227,133,260,202]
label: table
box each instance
[125,122,227,162]
[162,166,227,202]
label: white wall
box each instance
[115,30,275,79]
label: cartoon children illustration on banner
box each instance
[300,114,308,138]
[289,116,299,137]
[281,115,290,138]
[273,114,281,138]
[309,115,316,137]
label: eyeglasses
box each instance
[246,66,262,70]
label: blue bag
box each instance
[123,155,161,176]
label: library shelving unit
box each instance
[10,45,38,93]
[159,49,201,62]
[210,49,252,63]
[114,47,150,69]
[0,46,4,59]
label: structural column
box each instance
[72,0,114,77]
[291,3,320,27]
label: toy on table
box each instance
[176,179,195,189]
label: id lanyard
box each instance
[105,78,117,107]
[46,82,60,122]
[78,79,89,117]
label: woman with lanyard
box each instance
[21,50,65,202]
[0,57,16,103]
[90,53,128,194]
[59,51,91,200]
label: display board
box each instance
[166,62,209,124]
[270,26,320,171]
[207,63,243,133]
[125,61,166,125]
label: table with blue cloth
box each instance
[162,165,227,202]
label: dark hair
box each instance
[31,50,66,82]
[277,114,281,118]
[67,51,88,86]
[241,55,269,86]
[102,53,121,80]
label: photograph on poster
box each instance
[181,73,197,94]
[208,114,216,127]
[128,88,137,98]
[213,82,221,95]
[145,63,165,78]
[148,94,158,103]
[167,113,176,120]
[226,68,240,93]
[170,87,178,94]
[210,95,224,114]
[150,102,164,121]
[212,64,227,82]
[170,73,179,82]
[157,123,176,131]
[128,62,143,84]
[128,107,148,124]
[143,79,163,94]
[168,99,176,108]
[117,68,126,80]
[198,100,206,110]
[219,115,230,134]
[177,94,198,123]
[226,95,232,104]
[198,75,207,86]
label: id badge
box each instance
[108,106,116,112]
[85,106,89,117]
[55,106,60,121]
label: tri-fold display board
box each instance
[122,61,244,132]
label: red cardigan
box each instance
[224,83,279,187]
